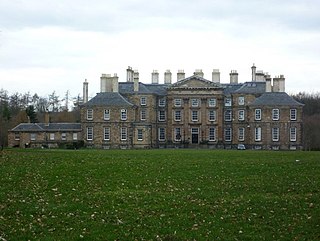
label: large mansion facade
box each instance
[9,65,304,150]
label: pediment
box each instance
[168,75,221,89]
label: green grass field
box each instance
[0,149,319,240]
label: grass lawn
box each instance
[0,149,319,240]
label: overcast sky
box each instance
[1,0,320,99]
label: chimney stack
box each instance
[229,70,238,84]
[44,112,50,126]
[100,74,113,92]
[112,73,119,92]
[164,70,172,84]
[273,75,285,92]
[134,70,139,92]
[83,79,88,103]
[151,70,159,84]
[194,69,204,78]
[127,66,134,82]
[212,69,220,83]
[251,64,256,81]
[177,70,185,81]
[255,70,265,82]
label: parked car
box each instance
[237,144,246,150]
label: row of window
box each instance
[254,109,297,121]
[87,109,127,121]
[224,127,297,142]
[18,133,79,141]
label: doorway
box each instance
[191,128,199,144]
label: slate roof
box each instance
[83,92,134,107]
[119,82,152,94]
[169,75,222,88]
[250,92,304,106]
[233,82,266,94]
[11,123,81,132]
[222,83,243,95]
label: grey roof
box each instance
[169,75,222,88]
[233,82,266,94]
[250,92,304,106]
[83,92,134,107]
[11,123,81,132]
[119,82,168,95]
[222,83,243,95]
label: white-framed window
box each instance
[174,110,181,121]
[121,109,127,121]
[272,109,279,120]
[87,127,93,141]
[49,133,55,140]
[255,109,262,121]
[137,129,143,141]
[104,109,110,120]
[238,127,245,141]
[73,133,78,140]
[158,127,166,141]
[61,133,67,140]
[238,110,245,121]
[290,109,297,120]
[140,96,147,106]
[191,98,199,107]
[272,127,279,141]
[209,110,216,121]
[174,128,181,141]
[224,110,232,121]
[159,98,166,107]
[290,127,297,141]
[30,133,36,141]
[120,127,127,141]
[87,109,93,120]
[158,110,166,121]
[140,109,146,121]
[255,127,261,141]
[208,98,216,107]
[238,96,245,105]
[14,133,20,140]
[225,97,232,107]
[104,127,110,141]
[174,98,182,107]
[224,128,232,141]
[191,110,198,121]
[209,127,216,141]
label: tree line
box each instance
[1,89,320,150]
[0,89,82,146]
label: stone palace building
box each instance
[9,65,304,150]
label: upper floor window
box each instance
[104,109,110,120]
[238,96,245,105]
[140,97,147,106]
[159,98,166,107]
[191,99,199,107]
[255,109,262,121]
[238,127,245,141]
[140,109,146,121]
[272,127,279,141]
[255,127,262,141]
[272,109,279,121]
[174,110,181,121]
[238,110,245,121]
[209,110,216,121]
[224,110,232,121]
[137,129,143,141]
[158,110,166,121]
[174,128,181,141]
[104,127,110,141]
[290,127,296,141]
[87,109,93,120]
[87,127,93,141]
[191,110,198,121]
[174,99,182,107]
[290,109,297,120]
[225,97,232,107]
[121,109,127,121]
[121,127,127,141]
[209,127,216,141]
[208,98,216,107]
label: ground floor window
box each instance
[290,127,296,141]
[61,133,67,140]
[121,127,127,141]
[87,127,93,141]
[255,127,261,141]
[272,127,279,141]
[174,128,181,141]
[209,127,216,141]
[137,129,143,141]
[104,127,110,141]
[50,133,55,140]
[238,127,245,141]
[30,133,36,141]
[73,133,78,140]
[224,128,232,141]
[14,133,20,140]
[159,128,166,141]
